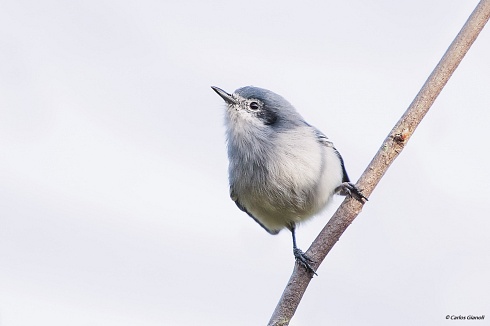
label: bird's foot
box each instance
[293,248,317,276]
[335,182,368,203]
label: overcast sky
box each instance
[1,1,489,325]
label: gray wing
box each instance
[230,188,280,235]
[313,128,350,183]
[313,126,369,201]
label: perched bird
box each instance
[211,86,366,274]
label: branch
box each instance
[268,1,490,325]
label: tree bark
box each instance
[268,1,490,325]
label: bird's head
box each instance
[211,86,304,129]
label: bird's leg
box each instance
[291,225,317,276]
[335,182,368,203]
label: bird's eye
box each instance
[249,102,259,110]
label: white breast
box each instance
[237,125,344,232]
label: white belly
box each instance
[234,127,344,233]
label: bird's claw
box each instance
[335,182,368,203]
[293,248,317,276]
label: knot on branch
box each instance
[393,132,408,145]
[390,132,409,154]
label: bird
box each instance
[211,85,366,275]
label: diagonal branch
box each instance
[268,1,490,325]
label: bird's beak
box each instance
[211,86,237,105]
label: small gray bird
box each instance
[211,85,366,274]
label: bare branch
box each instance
[268,1,490,325]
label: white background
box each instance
[1,1,489,325]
